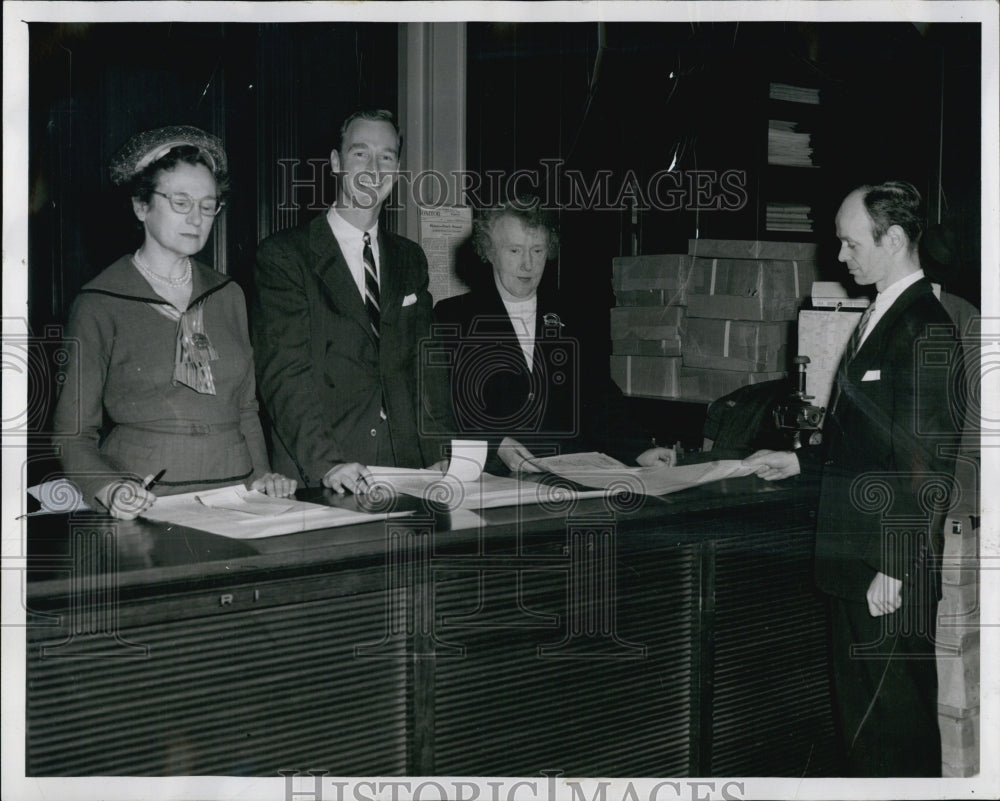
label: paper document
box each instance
[192,485,297,516]
[527,452,630,471]
[535,456,756,496]
[142,486,412,539]
[367,439,609,510]
[25,478,91,515]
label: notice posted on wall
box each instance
[420,206,473,303]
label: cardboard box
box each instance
[612,336,683,357]
[610,355,681,398]
[796,309,863,408]
[614,289,686,307]
[682,318,791,372]
[678,366,787,403]
[686,257,817,321]
[611,255,693,304]
[610,306,685,341]
[942,515,979,586]
[936,630,980,710]
[938,707,979,775]
[688,238,820,261]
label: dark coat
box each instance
[432,279,648,474]
[808,277,962,600]
[252,214,451,486]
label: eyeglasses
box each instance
[153,191,225,216]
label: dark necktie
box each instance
[363,232,380,344]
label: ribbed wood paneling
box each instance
[431,547,698,776]
[710,529,837,775]
[27,590,407,776]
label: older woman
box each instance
[53,125,295,518]
[432,196,675,475]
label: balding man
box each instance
[744,180,963,776]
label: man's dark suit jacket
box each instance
[253,214,449,486]
[432,279,647,474]
[807,277,962,600]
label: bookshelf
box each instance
[759,80,823,239]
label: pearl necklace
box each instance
[133,250,192,287]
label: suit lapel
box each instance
[849,278,932,377]
[309,214,375,344]
[377,230,403,325]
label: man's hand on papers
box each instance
[250,472,298,498]
[636,446,677,467]
[323,462,374,494]
[498,437,542,473]
[742,449,801,481]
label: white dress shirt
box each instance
[494,274,537,372]
[326,207,380,299]
[856,269,924,351]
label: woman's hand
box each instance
[95,479,156,520]
[498,437,541,472]
[250,473,298,498]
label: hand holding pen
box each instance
[95,469,164,520]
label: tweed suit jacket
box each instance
[253,213,450,486]
[810,277,962,600]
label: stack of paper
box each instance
[769,82,820,105]
[768,120,816,168]
[766,201,813,232]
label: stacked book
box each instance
[767,119,816,167]
[609,254,692,398]
[678,238,819,402]
[767,201,813,233]
[769,82,820,105]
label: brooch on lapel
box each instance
[542,313,565,329]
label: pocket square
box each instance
[402,293,418,307]
[861,369,881,382]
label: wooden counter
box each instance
[25,473,837,777]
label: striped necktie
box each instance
[363,232,380,344]
[830,303,875,413]
[844,302,875,364]
[363,232,388,422]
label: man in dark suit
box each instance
[431,196,675,475]
[744,181,963,776]
[253,109,450,492]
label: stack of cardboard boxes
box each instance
[680,239,817,401]
[609,254,690,398]
[936,480,981,776]
[610,239,817,402]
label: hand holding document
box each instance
[526,452,757,496]
[367,440,610,510]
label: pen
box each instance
[144,469,167,490]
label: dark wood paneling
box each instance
[27,589,409,776]
[26,481,835,777]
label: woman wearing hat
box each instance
[52,126,295,518]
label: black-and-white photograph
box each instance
[3,2,997,800]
